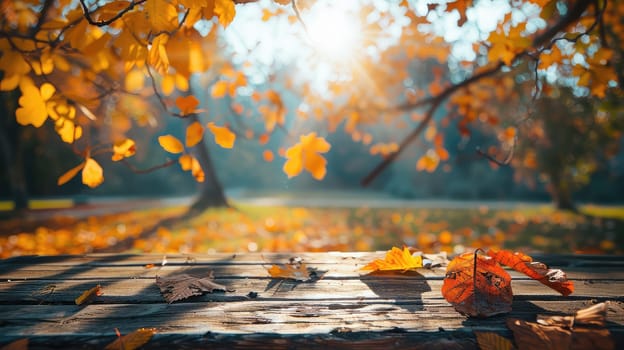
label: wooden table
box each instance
[1,252,622,349]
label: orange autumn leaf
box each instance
[416,151,439,173]
[263,150,274,162]
[104,328,156,350]
[283,132,331,180]
[75,284,103,305]
[0,338,28,350]
[185,121,204,148]
[112,138,136,161]
[267,260,311,281]
[158,134,184,154]
[207,122,235,148]
[487,249,574,296]
[361,246,423,272]
[82,157,104,188]
[441,251,513,317]
[57,161,85,186]
[211,80,228,98]
[175,95,200,116]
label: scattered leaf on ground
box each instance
[537,302,608,328]
[155,272,233,303]
[487,249,574,296]
[361,246,423,272]
[0,338,28,350]
[267,257,312,281]
[441,250,513,317]
[104,328,156,350]
[75,284,103,305]
[475,332,516,350]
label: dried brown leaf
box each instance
[155,272,233,303]
[475,332,515,350]
[0,338,28,350]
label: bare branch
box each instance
[79,0,146,27]
[120,159,177,174]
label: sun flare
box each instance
[306,4,362,62]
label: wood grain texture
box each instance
[0,252,622,349]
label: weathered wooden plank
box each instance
[3,263,623,281]
[1,278,623,304]
[1,300,622,335]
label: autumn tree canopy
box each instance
[0,0,621,199]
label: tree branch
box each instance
[79,0,146,27]
[361,0,595,186]
[120,159,177,174]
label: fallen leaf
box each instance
[267,257,312,281]
[475,332,515,350]
[155,272,233,303]
[0,338,28,350]
[104,328,156,350]
[361,246,423,272]
[487,250,574,296]
[537,302,609,328]
[441,250,513,317]
[75,284,103,305]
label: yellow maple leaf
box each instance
[207,122,235,148]
[82,157,104,188]
[283,132,331,180]
[15,80,55,127]
[185,121,204,147]
[176,95,200,116]
[361,247,423,272]
[158,134,185,154]
[214,0,236,27]
[112,138,136,161]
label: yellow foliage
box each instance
[211,80,228,98]
[148,33,170,74]
[82,157,104,188]
[146,0,178,32]
[185,121,204,147]
[15,80,55,127]
[158,135,185,154]
[214,0,236,27]
[283,133,331,180]
[57,162,86,186]
[112,139,136,161]
[207,122,236,148]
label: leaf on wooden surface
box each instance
[155,272,233,303]
[0,338,28,350]
[361,246,423,272]
[441,250,513,317]
[75,284,103,305]
[104,328,156,350]
[267,257,313,281]
[487,249,574,296]
[475,332,515,350]
[537,302,609,328]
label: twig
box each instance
[79,0,146,27]
[120,159,177,174]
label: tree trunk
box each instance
[186,114,229,213]
[0,91,29,212]
[549,171,577,212]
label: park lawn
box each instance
[0,202,622,258]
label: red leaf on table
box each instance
[487,250,574,296]
[441,250,513,317]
